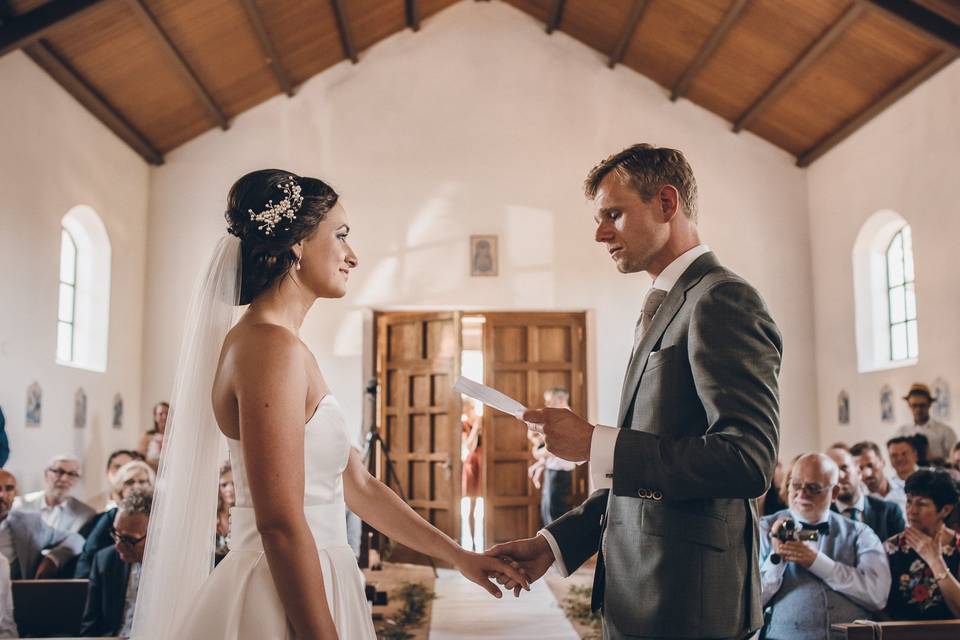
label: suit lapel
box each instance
[616,252,721,427]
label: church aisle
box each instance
[428,568,579,639]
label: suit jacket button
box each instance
[653,491,663,501]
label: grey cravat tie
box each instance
[843,507,862,522]
[635,288,668,349]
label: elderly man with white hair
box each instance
[13,454,95,533]
[760,453,891,640]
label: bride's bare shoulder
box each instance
[223,321,307,373]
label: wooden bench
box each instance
[832,619,960,639]
[12,579,89,637]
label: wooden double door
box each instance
[374,310,588,559]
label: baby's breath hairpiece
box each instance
[248,178,304,236]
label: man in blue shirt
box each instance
[760,453,890,640]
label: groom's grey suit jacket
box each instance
[546,252,782,639]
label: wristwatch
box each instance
[933,568,950,582]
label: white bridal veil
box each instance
[131,235,241,639]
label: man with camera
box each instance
[759,453,891,640]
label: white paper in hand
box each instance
[453,376,527,419]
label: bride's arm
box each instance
[236,327,339,639]
[343,450,528,597]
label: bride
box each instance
[131,170,527,639]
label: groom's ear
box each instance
[657,185,680,221]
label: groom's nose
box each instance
[595,222,614,243]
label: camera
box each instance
[770,518,819,565]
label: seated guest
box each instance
[136,401,168,471]
[951,442,960,469]
[80,491,152,637]
[0,554,16,637]
[896,383,957,463]
[215,461,234,566]
[760,453,890,639]
[0,469,83,579]
[87,449,144,514]
[852,440,906,513]
[75,461,155,579]
[13,454,95,533]
[827,447,905,541]
[884,468,960,620]
[888,435,925,494]
[761,460,788,516]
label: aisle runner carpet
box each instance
[428,568,579,639]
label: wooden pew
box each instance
[832,620,960,639]
[11,579,89,637]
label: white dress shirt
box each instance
[895,418,958,461]
[0,521,16,571]
[119,562,142,637]
[0,554,17,638]
[760,510,890,611]
[539,244,711,575]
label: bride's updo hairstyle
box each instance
[225,169,339,304]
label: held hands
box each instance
[34,556,60,579]
[453,548,530,599]
[484,534,556,597]
[769,517,817,568]
[522,408,593,462]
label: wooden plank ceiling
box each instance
[1,0,956,167]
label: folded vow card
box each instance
[453,376,527,419]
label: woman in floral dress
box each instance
[884,468,960,619]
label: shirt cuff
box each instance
[807,552,836,580]
[537,529,569,578]
[589,425,619,491]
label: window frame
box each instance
[884,225,917,362]
[57,227,79,363]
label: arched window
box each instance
[885,226,917,361]
[853,210,919,372]
[57,228,79,362]
[57,206,111,372]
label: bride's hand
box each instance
[452,549,530,598]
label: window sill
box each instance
[56,359,105,373]
[857,358,918,374]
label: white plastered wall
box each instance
[0,51,150,497]
[808,59,960,450]
[141,1,818,460]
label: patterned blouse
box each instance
[884,530,960,620]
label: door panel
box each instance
[483,312,588,544]
[375,311,462,565]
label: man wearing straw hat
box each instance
[895,383,956,463]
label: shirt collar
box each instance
[789,509,830,526]
[836,492,866,513]
[652,244,710,293]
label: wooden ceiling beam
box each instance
[546,0,565,34]
[405,0,420,32]
[0,0,104,57]
[329,0,358,64]
[23,40,163,165]
[239,0,294,97]
[797,49,955,167]
[861,0,959,54]
[125,0,228,130]
[608,0,649,69]
[734,3,864,133]
[670,0,749,102]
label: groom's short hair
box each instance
[584,144,698,222]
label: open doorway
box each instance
[371,310,588,562]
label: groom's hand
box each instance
[523,408,593,462]
[485,534,555,596]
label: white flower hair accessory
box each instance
[248,178,303,236]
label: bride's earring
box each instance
[295,258,302,271]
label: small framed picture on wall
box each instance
[470,235,498,277]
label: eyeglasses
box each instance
[109,527,147,547]
[47,467,80,479]
[788,481,832,496]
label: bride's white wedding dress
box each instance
[173,395,377,639]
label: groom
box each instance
[488,144,782,639]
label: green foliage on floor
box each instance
[562,584,602,640]
[377,582,437,640]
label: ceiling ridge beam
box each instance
[861,0,959,54]
[405,0,420,32]
[239,0,294,97]
[546,0,565,34]
[330,0,358,64]
[797,49,955,167]
[24,40,163,165]
[608,0,649,69]
[734,3,864,133]
[0,0,104,57]
[670,0,749,102]
[125,0,228,130]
